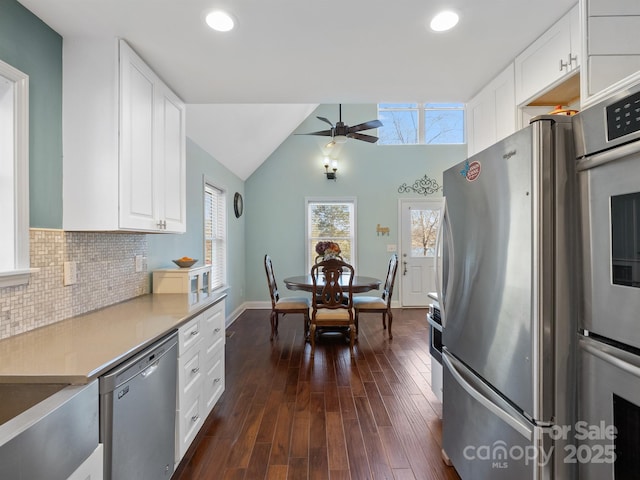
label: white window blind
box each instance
[204,183,226,290]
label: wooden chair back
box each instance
[381,253,399,305]
[264,254,280,308]
[311,258,355,313]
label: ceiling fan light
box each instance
[334,135,348,144]
[206,11,235,32]
[430,11,459,32]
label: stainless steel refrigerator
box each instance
[438,115,578,479]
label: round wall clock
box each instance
[234,192,243,218]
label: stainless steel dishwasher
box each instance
[100,331,178,480]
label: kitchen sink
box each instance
[0,383,68,425]
[0,381,99,479]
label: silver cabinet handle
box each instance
[191,367,200,374]
[214,378,221,384]
[214,328,221,333]
[190,330,199,336]
[559,58,568,71]
[191,414,200,423]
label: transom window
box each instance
[377,103,465,145]
[204,182,226,290]
[306,198,356,272]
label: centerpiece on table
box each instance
[315,241,341,261]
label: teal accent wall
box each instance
[244,103,467,302]
[0,0,63,228]
[0,0,466,312]
[147,138,246,312]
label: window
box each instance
[377,103,465,145]
[204,182,226,290]
[0,59,30,287]
[306,198,356,271]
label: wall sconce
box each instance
[323,156,338,180]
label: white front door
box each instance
[399,199,443,307]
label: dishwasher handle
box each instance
[99,331,178,393]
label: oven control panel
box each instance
[607,90,640,141]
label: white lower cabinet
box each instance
[175,299,226,464]
[67,444,103,480]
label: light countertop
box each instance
[0,292,226,385]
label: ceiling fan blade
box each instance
[349,132,379,143]
[348,119,383,133]
[316,116,334,127]
[296,128,333,137]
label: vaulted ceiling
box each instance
[19,0,577,179]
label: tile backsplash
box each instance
[0,229,149,340]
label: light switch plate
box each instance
[386,244,397,252]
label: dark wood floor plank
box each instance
[172,308,460,480]
[269,402,295,465]
[308,392,329,480]
[326,411,349,471]
[246,442,273,480]
[289,415,310,459]
[256,389,285,443]
[343,417,373,480]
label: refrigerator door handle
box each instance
[435,197,453,327]
[580,336,640,379]
[443,350,533,441]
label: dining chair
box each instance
[264,254,311,341]
[310,258,356,356]
[353,253,398,339]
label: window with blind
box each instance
[204,182,226,290]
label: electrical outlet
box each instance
[387,244,397,252]
[135,255,143,273]
[63,261,77,286]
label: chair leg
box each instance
[382,312,387,330]
[354,309,359,336]
[349,325,355,355]
[303,312,310,342]
[270,311,278,340]
[310,323,316,356]
[388,309,393,339]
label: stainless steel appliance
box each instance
[573,81,640,480]
[427,293,443,404]
[100,331,178,480]
[439,115,578,479]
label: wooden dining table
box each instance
[283,274,382,294]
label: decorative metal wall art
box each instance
[397,174,443,196]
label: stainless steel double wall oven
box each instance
[574,81,640,480]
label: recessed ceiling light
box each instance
[206,10,235,32]
[430,11,459,32]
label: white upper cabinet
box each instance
[515,4,581,106]
[466,63,516,156]
[581,0,640,106]
[63,39,186,233]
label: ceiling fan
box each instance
[297,104,383,146]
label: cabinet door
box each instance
[515,9,574,105]
[119,41,159,231]
[157,86,186,233]
[466,64,515,156]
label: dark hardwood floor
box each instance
[173,307,460,480]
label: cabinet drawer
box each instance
[178,315,202,353]
[176,392,204,460]
[204,348,225,413]
[178,344,203,397]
